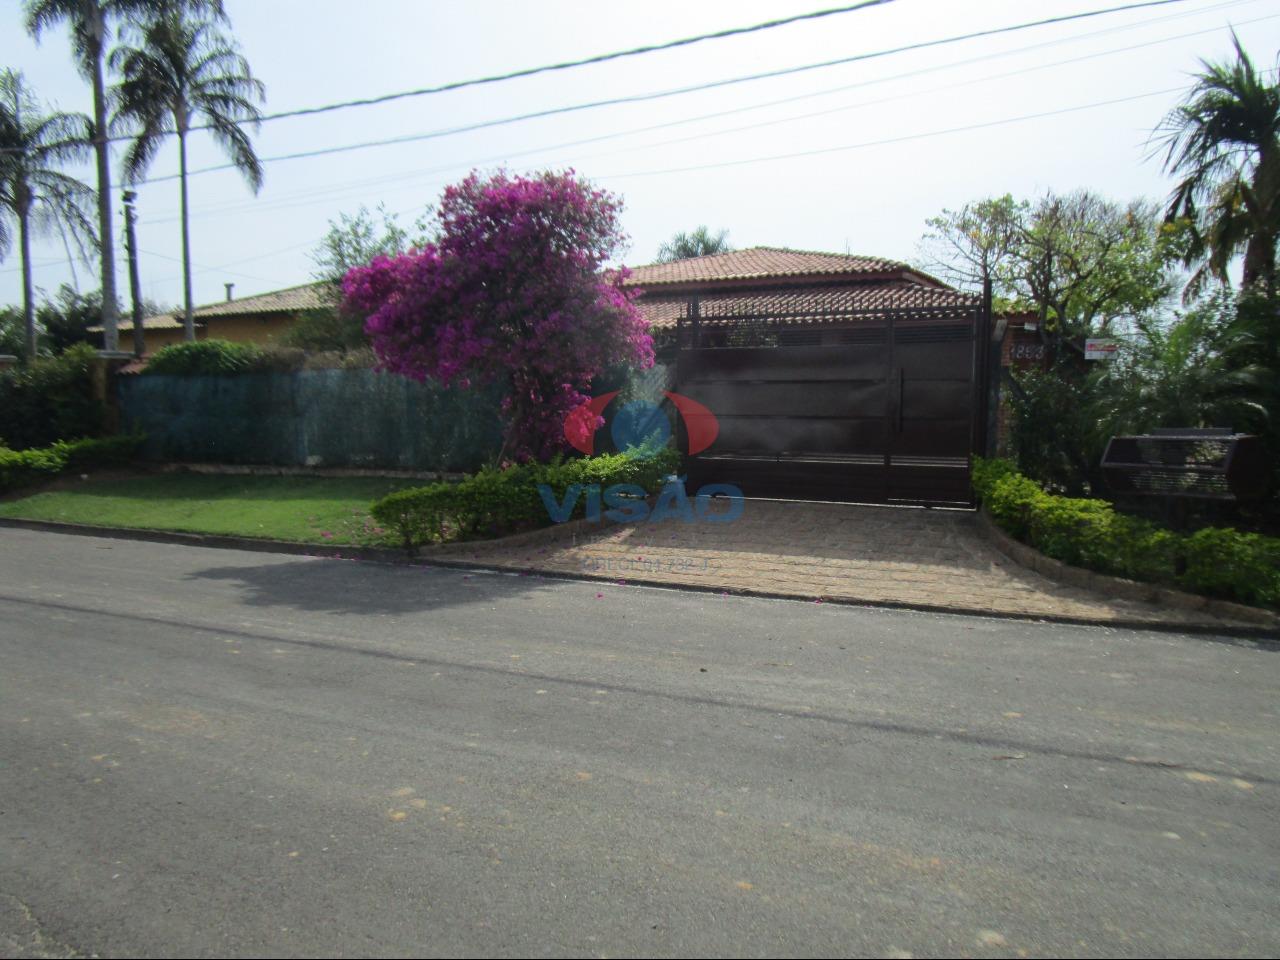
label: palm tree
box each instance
[111,6,264,341]
[656,226,732,263]
[23,0,225,351]
[1156,34,1280,297]
[0,70,96,360]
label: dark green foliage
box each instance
[280,304,367,354]
[0,306,24,356]
[974,457,1280,609]
[37,285,107,354]
[0,433,144,493]
[372,448,681,552]
[1180,527,1280,607]
[144,339,265,375]
[1006,366,1113,495]
[0,343,103,449]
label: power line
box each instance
[0,1,894,159]
[129,0,1203,186]
[148,79,1237,288]
[225,0,1196,129]
[145,3,1268,227]
[252,0,896,123]
[598,86,1189,179]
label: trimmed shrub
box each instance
[0,434,144,494]
[974,457,1280,610]
[1180,527,1280,609]
[144,339,266,376]
[970,456,1019,501]
[0,344,103,450]
[0,445,66,491]
[372,447,680,551]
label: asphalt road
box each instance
[1,528,1277,959]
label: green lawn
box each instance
[0,473,418,547]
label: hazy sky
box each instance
[1,0,1277,310]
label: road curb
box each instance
[973,508,1280,632]
[2,515,1277,640]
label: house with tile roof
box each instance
[101,246,980,356]
[624,246,980,349]
[91,282,332,355]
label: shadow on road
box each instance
[186,555,553,615]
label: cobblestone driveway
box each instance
[442,500,1256,630]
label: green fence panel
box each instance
[117,369,505,472]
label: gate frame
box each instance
[672,284,994,507]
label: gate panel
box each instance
[677,308,982,505]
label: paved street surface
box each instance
[1,527,1277,958]
[449,500,1258,630]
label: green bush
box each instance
[0,344,104,450]
[144,339,266,376]
[1180,527,1280,609]
[0,434,144,494]
[974,457,1280,609]
[372,447,681,551]
[970,456,1019,501]
[0,445,66,491]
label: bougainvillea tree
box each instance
[343,169,653,460]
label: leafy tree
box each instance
[923,191,1179,490]
[37,284,108,353]
[111,2,263,342]
[0,70,95,361]
[923,191,1175,347]
[286,204,416,352]
[1155,34,1280,297]
[917,194,1023,292]
[344,170,654,461]
[1015,193,1176,352]
[656,226,732,263]
[310,203,414,287]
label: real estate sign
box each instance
[1085,338,1119,360]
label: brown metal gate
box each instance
[675,303,991,506]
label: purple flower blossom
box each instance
[343,170,653,459]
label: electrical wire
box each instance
[118,0,1203,183]
[142,4,1272,225]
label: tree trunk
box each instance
[1242,229,1276,298]
[18,196,35,362]
[90,39,119,351]
[178,128,195,342]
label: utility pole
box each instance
[122,191,145,358]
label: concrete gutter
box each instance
[2,515,1277,640]
[973,508,1280,632]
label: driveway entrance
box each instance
[448,499,1254,631]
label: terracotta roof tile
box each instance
[637,281,978,329]
[96,282,332,333]
[625,246,925,287]
[190,282,330,319]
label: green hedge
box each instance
[0,434,145,494]
[0,344,104,450]
[974,457,1280,610]
[372,447,681,552]
[143,339,378,376]
[144,339,267,376]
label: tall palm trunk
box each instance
[1242,231,1276,295]
[177,123,195,341]
[17,190,35,361]
[88,29,119,351]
